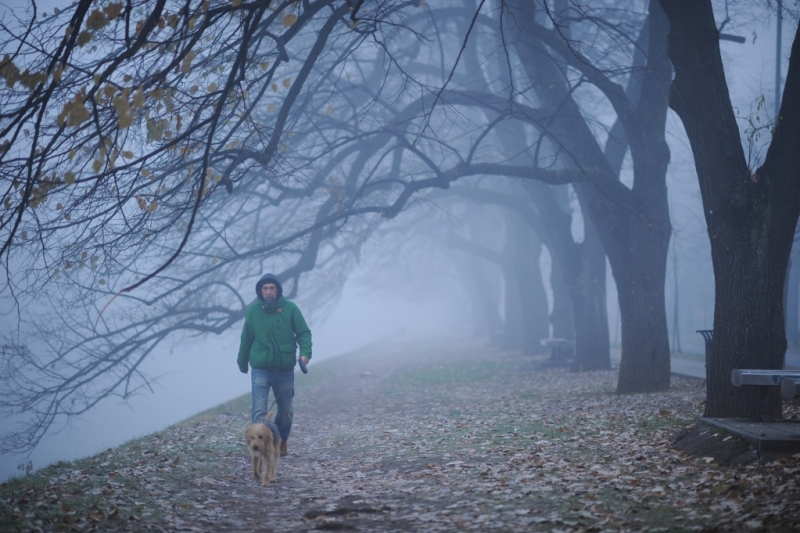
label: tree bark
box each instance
[549,244,575,342]
[660,0,800,417]
[511,213,550,354]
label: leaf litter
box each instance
[1,337,799,532]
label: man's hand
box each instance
[298,356,309,374]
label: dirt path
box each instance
[3,336,800,532]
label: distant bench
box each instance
[540,338,571,362]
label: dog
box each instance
[244,413,281,486]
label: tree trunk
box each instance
[786,228,800,347]
[502,222,525,351]
[612,219,671,392]
[660,0,800,417]
[512,214,550,354]
[549,247,574,341]
[570,216,610,372]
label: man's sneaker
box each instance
[280,440,288,456]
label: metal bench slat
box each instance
[731,369,800,387]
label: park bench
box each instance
[540,338,572,363]
[698,330,800,420]
[731,369,800,400]
[730,369,800,421]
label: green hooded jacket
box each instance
[237,274,312,373]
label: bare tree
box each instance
[659,0,800,418]
[0,0,433,453]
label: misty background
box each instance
[0,0,798,482]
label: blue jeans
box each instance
[251,368,294,442]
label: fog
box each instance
[1,0,798,484]
[0,257,471,482]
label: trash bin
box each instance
[696,329,713,373]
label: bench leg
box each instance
[759,387,782,422]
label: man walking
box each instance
[238,273,312,456]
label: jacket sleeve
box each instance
[291,306,312,359]
[237,309,254,373]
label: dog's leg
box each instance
[252,456,261,479]
[267,454,275,482]
[261,455,270,486]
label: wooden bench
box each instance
[731,369,800,420]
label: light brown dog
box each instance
[244,413,280,486]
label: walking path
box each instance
[2,337,800,532]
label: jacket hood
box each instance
[255,273,283,301]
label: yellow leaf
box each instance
[113,88,133,129]
[92,159,102,173]
[150,88,163,100]
[267,104,275,113]
[231,0,241,6]
[68,149,76,161]
[103,84,117,99]
[86,8,108,30]
[135,195,146,210]
[98,278,106,285]
[282,77,291,88]
[132,86,145,108]
[326,105,333,115]
[282,13,297,26]
[64,171,76,185]
[103,1,123,18]
[21,230,28,239]
[122,150,134,159]
[181,50,196,73]
[271,83,278,92]
[56,203,63,210]
[77,31,92,47]
[190,85,199,94]
[208,83,218,92]
[147,201,159,213]
[212,257,218,264]
[123,74,132,82]
[259,62,270,71]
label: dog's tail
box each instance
[265,412,276,422]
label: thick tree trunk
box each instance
[570,216,610,372]
[612,220,671,392]
[502,223,525,351]
[549,248,574,341]
[513,216,550,355]
[786,231,800,347]
[660,0,800,417]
